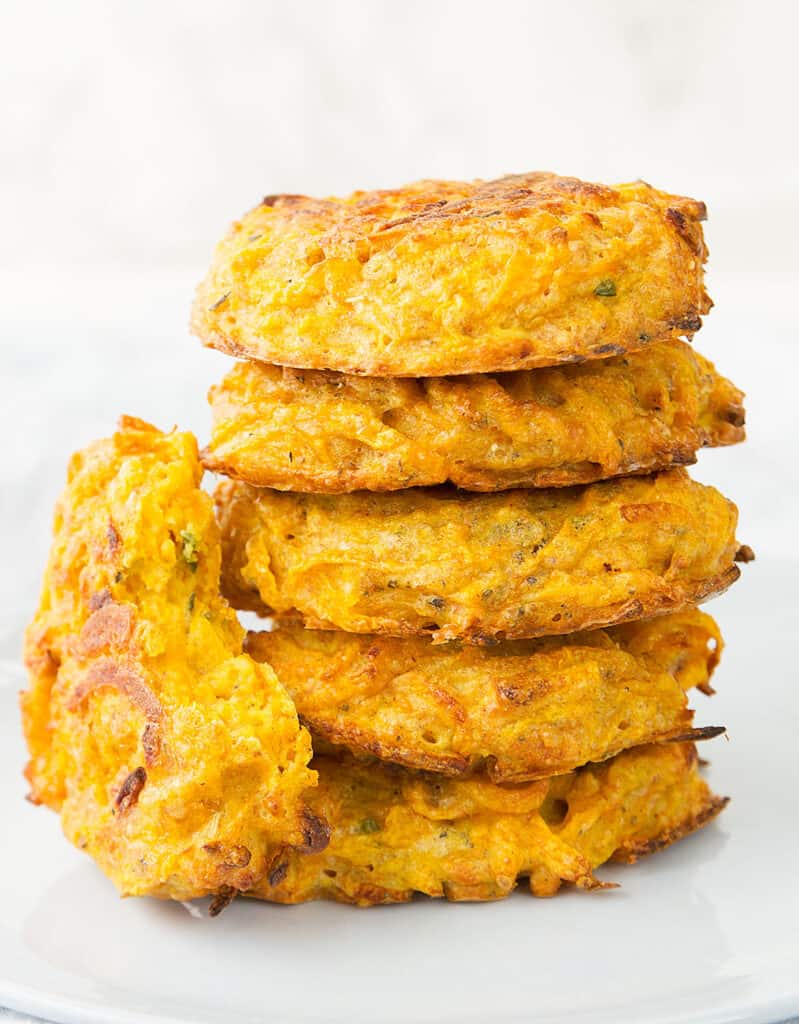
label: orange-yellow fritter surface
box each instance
[252,742,726,905]
[217,470,741,642]
[204,340,744,492]
[246,610,722,782]
[21,417,326,902]
[192,173,710,377]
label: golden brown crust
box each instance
[192,174,711,377]
[203,341,744,492]
[251,742,725,905]
[611,794,729,863]
[21,417,320,901]
[216,470,741,642]
[246,609,723,782]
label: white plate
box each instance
[1,556,797,1024]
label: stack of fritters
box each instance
[195,173,749,905]
[22,174,749,910]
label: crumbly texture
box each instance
[204,341,744,492]
[216,470,741,643]
[21,417,324,902]
[191,173,711,377]
[251,742,726,905]
[246,610,722,782]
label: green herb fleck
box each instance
[358,818,381,834]
[428,596,445,609]
[187,592,196,613]
[181,530,200,571]
[114,571,124,583]
[594,279,617,297]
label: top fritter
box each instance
[192,173,711,377]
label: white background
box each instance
[0,4,797,1022]
[1,0,798,272]
[2,0,797,657]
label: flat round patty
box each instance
[204,340,744,492]
[216,469,743,643]
[252,742,726,905]
[192,173,711,377]
[246,609,723,783]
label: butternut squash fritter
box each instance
[216,470,741,642]
[21,417,326,902]
[252,742,726,905]
[245,610,723,782]
[204,340,743,492]
[192,173,710,377]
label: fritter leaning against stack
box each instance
[23,172,750,912]
[22,418,329,910]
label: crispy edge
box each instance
[201,444,702,493]
[611,793,729,863]
[251,743,727,906]
[287,723,727,785]
[235,564,741,644]
[200,326,698,378]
